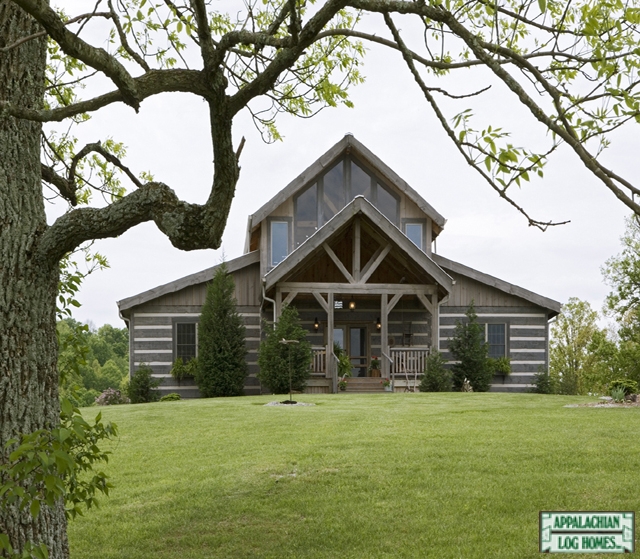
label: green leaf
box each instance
[0,533,13,553]
[30,499,40,519]
[58,428,71,442]
[538,0,546,12]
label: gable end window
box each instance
[404,222,425,251]
[175,322,198,361]
[270,220,290,266]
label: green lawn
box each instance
[68,393,640,558]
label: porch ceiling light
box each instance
[376,317,381,330]
[314,317,319,331]
[349,299,356,310]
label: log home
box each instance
[117,134,561,396]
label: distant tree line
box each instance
[58,319,129,407]
[544,217,640,395]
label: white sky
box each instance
[46,12,633,329]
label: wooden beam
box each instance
[323,243,355,284]
[387,293,403,315]
[278,282,437,295]
[283,291,297,307]
[416,293,433,314]
[353,218,361,282]
[359,244,392,283]
[312,291,329,314]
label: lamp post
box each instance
[279,338,299,403]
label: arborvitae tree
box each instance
[419,351,453,392]
[448,302,492,392]
[258,305,312,394]
[127,365,160,403]
[196,263,247,397]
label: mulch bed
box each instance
[565,396,640,408]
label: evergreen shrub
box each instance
[196,262,248,397]
[127,365,160,403]
[419,351,452,392]
[258,305,312,393]
[160,393,181,401]
[609,378,639,395]
[531,368,557,394]
[448,302,493,392]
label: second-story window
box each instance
[294,183,317,247]
[321,162,345,224]
[377,183,399,224]
[271,221,289,266]
[405,223,424,250]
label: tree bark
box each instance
[0,2,69,557]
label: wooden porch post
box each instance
[275,287,282,322]
[431,291,439,351]
[327,292,335,391]
[381,294,388,378]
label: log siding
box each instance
[129,305,261,398]
[439,305,550,392]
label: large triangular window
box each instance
[293,156,399,247]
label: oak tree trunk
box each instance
[0,2,69,556]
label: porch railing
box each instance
[311,346,326,376]
[390,347,431,392]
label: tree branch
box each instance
[12,0,141,110]
[36,182,223,267]
[383,12,568,231]
[70,142,143,189]
[40,164,77,205]
[0,69,209,122]
[228,0,352,115]
[190,0,217,70]
[440,11,640,211]
[107,0,150,72]
[0,11,112,53]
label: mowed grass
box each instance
[68,393,640,558]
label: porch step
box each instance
[344,377,387,393]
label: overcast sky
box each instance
[46,12,633,330]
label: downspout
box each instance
[118,309,132,379]
[546,314,557,373]
[261,280,276,324]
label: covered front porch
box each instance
[286,287,439,393]
[263,199,454,394]
[310,343,433,393]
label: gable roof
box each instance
[264,196,454,294]
[117,250,260,314]
[432,254,562,317]
[248,134,447,233]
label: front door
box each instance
[333,325,369,377]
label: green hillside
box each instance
[69,394,640,558]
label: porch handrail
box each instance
[330,346,339,393]
[310,346,326,376]
[389,347,430,392]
